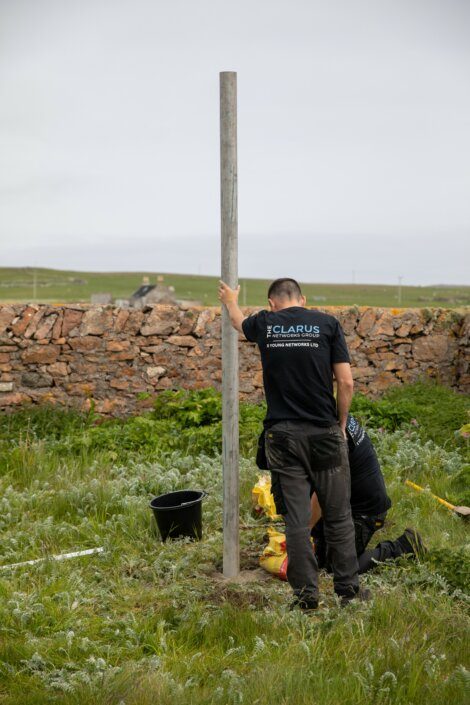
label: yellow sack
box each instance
[259,528,317,582]
[253,475,316,581]
[259,527,288,581]
[251,474,280,520]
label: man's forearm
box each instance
[336,380,353,432]
[224,301,245,334]
[333,362,354,435]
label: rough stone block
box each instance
[396,368,422,384]
[80,309,113,336]
[179,310,196,335]
[21,371,53,388]
[167,335,197,347]
[146,366,166,379]
[383,358,407,371]
[412,335,448,363]
[207,318,222,337]
[356,308,376,337]
[141,308,178,336]
[62,309,84,336]
[0,306,16,334]
[187,344,205,357]
[21,345,60,364]
[370,311,395,337]
[46,362,69,376]
[339,310,359,335]
[352,365,376,379]
[66,382,96,396]
[123,310,144,334]
[395,311,422,337]
[94,398,127,414]
[34,314,58,340]
[0,392,31,405]
[24,309,45,339]
[193,309,215,337]
[239,379,255,393]
[345,333,363,350]
[11,306,38,336]
[114,309,130,333]
[0,336,18,348]
[52,313,63,339]
[109,378,129,390]
[394,344,411,355]
[110,350,136,361]
[373,371,400,391]
[154,376,172,390]
[106,340,131,352]
[253,370,264,387]
[69,337,104,352]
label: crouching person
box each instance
[311,414,426,573]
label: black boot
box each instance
[397,528,427,559]
[358,528,427,573]
[340,586,372,607]
[289,593,319,613]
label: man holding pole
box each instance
[218,277,366,610]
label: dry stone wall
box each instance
[0,303,468,415]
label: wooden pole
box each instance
[220,71,239,578]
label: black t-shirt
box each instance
[242,307,350,427]
[346,414,392,515]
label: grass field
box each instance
[1,267,469,308]
[0,383,469,704]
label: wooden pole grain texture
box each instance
[220,71,239,578]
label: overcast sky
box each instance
[0,0,469,285]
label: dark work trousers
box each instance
[265,420,359,600]
[358,527,412,573]
[313,513,410,574]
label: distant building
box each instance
[129,276,177,309]
[91,276,186,309]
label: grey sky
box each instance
[1,0,469,285]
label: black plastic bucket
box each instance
[150,490,207,542]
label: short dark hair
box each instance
[267,278,303,301]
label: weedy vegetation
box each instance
[0,383,469,704]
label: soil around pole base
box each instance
[211,568,272,584]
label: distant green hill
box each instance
[0,267,469,308]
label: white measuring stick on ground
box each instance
[0,547,104,571]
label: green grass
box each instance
[0,385,469,704]
[351,382,470,446]
[1,267,470,308]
